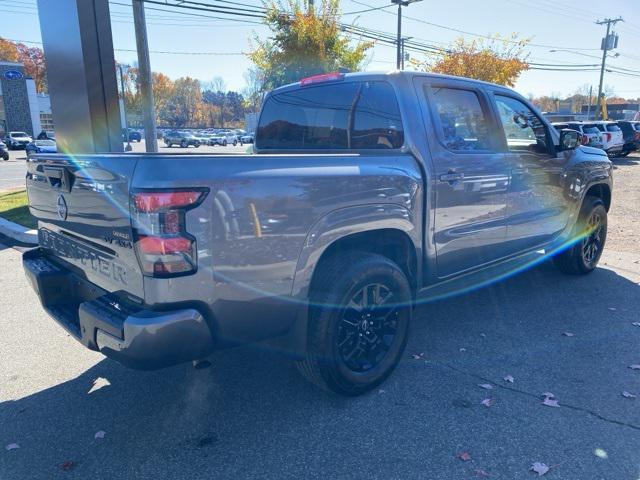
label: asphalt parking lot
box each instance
[0,153,639,480]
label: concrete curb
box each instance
[0,216,37,244]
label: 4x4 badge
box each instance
[57,194,68,220]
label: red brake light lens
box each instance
[134,191,204,213]
[138,235,192,255]
[300,72,344,86]
[131,189,208,277]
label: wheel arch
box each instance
[285,204,421,358]
[584,182,611,211]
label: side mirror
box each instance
[559,129,580,151]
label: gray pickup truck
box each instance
[23,72,612,395]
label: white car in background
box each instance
[5,131,33,150]
[553,122,604,150]
[593,121,624,157]
[208,130,238,146]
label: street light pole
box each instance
[395,1,402,69]
[391,0,422,70]
[117,63,132,152]
[132,0,158,152]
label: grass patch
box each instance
[0,189,36,229]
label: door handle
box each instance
[439,171,464,183]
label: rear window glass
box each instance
[554,124,569,130]
[606,124,621,132]
[595,124,606,132]
[257,81,404,150]
[582,126,600,134]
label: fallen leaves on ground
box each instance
[94,431,105,439]
[608,307,617,311]
[478,383,494,390]
[632,322,640,327]
[629,365,640,370]
[5,443,19,451]
[622,391,636,399]
[474,469,490,477]
[542,392,559,407]
[457,451,472,461]
[481,398,494,407]
[530,462,550,476]
[504,375,515,383]
[410,353,425,360]
[87,377,111,394]
[561,332,574,337]
[60,461,76,471]
[459,348,467,353]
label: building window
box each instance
[40,113,54,131]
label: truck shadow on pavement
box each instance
[2,261,640,479]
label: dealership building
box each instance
[0,61,53,137]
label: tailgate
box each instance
[26,154,144,299]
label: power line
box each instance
[349,0,603,52]
[5,38,245,55]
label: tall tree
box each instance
[412,35,530,87]
[164,77,203,128]
[16,43,47,92]
[0,38,47,92]
[249,0,372,91]
[0,37,19,62]
[242,67,265,113]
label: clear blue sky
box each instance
[3,0,640,98]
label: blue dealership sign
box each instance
[4,70,24,80]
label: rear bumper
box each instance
[605,144,623,154]
[23,248,215,369]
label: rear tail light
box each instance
[634,132,640,141]
[131,189,208,277]
[581,134,589,145]
[603,133,611,142]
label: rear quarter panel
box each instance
[133,153,422,345]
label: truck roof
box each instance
[270,70,516,95]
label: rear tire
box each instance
[297,252,412,396]
[553,196,607,275]
[180,139,188,148]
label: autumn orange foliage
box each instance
[411,35,530,87]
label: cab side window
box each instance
[495,95,549,154]
[429,87,493,152]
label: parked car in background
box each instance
[0,140,8,160]
[617,121,640,157]
[240,132,255,144]
[26,139,57,160]
[23,71,613,395]
[164,130,201,148]
[122,129,142,142]
[4,131,33,150]
[208,131,238,146]
[553,122,604,150]
[593,121,624,157]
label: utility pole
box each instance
[391,0,422,70]
[586,85,593,120]
[132,0,158,152]
[595,17,623,120]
